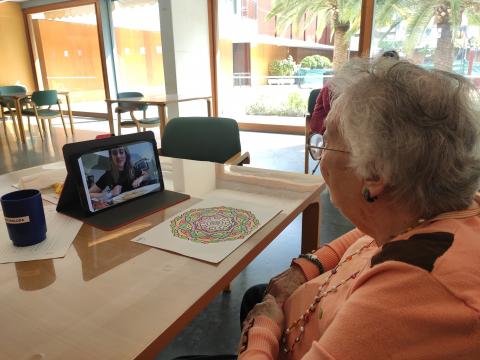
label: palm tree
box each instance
[267,0,362,70]
[376,0,480,70]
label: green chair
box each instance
[160,117,250,165]
[22,90,67,139]
[0,85,27,140]
[162,116,250,292]
[116,92,161,135]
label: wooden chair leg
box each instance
[47,119,53,135]
[0,107,7,136]
[34,116,44,140]
[59,112,68,137]
[117,112,122,135]
[41,118,48,138]
[11,115,20,141]
[27,116,32,133]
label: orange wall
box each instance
[250,43,289,85]
[32,19,166,102]
[0,2,35,90]
[34,19,105,102]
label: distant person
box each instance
[309,50,399,135]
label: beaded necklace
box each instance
[280,239,375,354]
[280,203,480,354]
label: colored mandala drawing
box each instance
[170,206,260,244]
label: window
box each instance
[371,1,480,88]
[26,3,106,113]
[217,0,361,131]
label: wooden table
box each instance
[105,95,213,136]
[0,157,324,360]
[1,91,74,143]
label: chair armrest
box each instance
[225,151,250,166]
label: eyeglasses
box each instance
[111,148,125,156]
[308,133,349,161]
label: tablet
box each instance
[77,140,163,213]
[58,132,190,230]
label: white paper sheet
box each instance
[0,205,83,264]
[132,197,282,263]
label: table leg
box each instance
[107,102,115,135]
[158,104,167,135]
[301,201,321,253]
[64,94,74,136]
[206,99,212,117]
[15,98,26,143]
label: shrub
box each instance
[246,92,307,117]
[268,55,297,76]
[300,55,332,69]
[300,56,317,69]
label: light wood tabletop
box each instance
[105,95,213,136]
[0,157,324,360]
[1,91,74,143]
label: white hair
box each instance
[327,58,480,218]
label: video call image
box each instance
[78,141,162,212]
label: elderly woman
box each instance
[237,57,480,359]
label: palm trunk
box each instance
[434,22,454,71]
[332,27,349,71]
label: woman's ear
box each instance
[364,176,385,199]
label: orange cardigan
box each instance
[239,207,480,359]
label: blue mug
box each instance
[1,189,47,247]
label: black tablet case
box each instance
[57,132,190,231]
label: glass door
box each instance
[26,2,107,115]
[111,0,165,97]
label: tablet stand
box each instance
[57,174,190,231]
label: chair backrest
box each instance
[31,90,58,107]
[0,85,27,95]
[117,91,146,112]
[307,88,321,115]
[0,85,27,107]
[161,117,242,164]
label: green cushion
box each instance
[119,120,138,127]
[161,117,241,164]
[119,118,160,127]
[22,108,60,117]
[139,117,160,125]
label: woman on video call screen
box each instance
[79,141,161,211]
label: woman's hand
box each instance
[132,176,144,188]
[266,266,307,305]
[243,294,284,330]
[111,185,122,196]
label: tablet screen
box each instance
[77,140,163,212]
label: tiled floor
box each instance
[0,117,329,358]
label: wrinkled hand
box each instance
[111,185,122,196]
[132,176,144,188]
[266,266,307,305]
[243,294,284,330]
